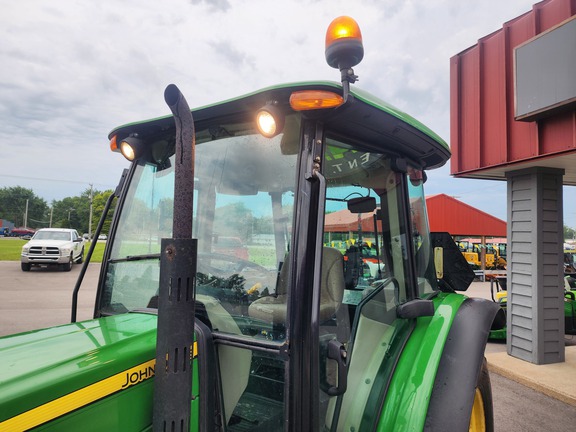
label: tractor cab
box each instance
[68,15,492,432]
[98,80,444,430]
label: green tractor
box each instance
[0,17,502,431]
[488,274,576,340]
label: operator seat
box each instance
[248,247,346,324]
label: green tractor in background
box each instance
[488,267,576,340]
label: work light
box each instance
[256,103,284,138]
[119,135,146,161]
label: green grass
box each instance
[0,238,26,260]
[0,239,274,266]
[0,238,106,263]
[248,246,278,268]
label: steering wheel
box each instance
[197,252,269,274]
[197,252,275,291]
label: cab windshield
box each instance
[100,118,298,345]
[99,125,437,327]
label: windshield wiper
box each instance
[108,253,161,264]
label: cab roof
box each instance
[109,81,450,170]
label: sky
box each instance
[1,0,573,226]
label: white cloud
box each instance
[2,0,562,223]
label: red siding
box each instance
[451,0,576,177]
[480,30,508,167]
[540,111,576,154]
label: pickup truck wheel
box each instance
[76,247,84,264]
[21,262,31,272]
[469,358,494,432]
[61,255,73,272]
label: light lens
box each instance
[120,140,136,161]
[325,16,364,69]
[256,110,277,137]
[109,135,118,152]
[290,91,344,111]
[256,105,285,138]
[325,16,362,49]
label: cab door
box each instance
[316,136,436,431]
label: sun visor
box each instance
[280,115,301,155]
[197,135,297,196]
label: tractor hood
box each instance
[0,313,158,428]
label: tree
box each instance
[90,190,115,235]
[214,202,254,242]
[0,187,48,228]
[565,225,576,241]
[50,188,115,234]
[51,196,86,230]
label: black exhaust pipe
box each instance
[153,84,197,432]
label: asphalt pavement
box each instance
[0,260,99,336]
[466,281,576,408]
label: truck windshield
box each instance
[32,231,72,241]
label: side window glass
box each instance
[407,167,437,296]
[321,141,414,431]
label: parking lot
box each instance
[0,261,100,336]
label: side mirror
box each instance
[347,196,376,213]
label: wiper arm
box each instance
[108,253,161,264]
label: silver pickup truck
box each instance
[21,228,85,272]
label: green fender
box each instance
[376,294,499,431]
[424,297,500,430]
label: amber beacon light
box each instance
[289,90,344,111]
[325,16,364,102]
[325,16,364,69]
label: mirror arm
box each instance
[397,299,435,319]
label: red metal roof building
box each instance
[324,194,506,238]
[426,194,506,237]
[324,208,380,233]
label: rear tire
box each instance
[469,358,494,432]
[21,262,31,272]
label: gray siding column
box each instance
[506,167,565,364]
